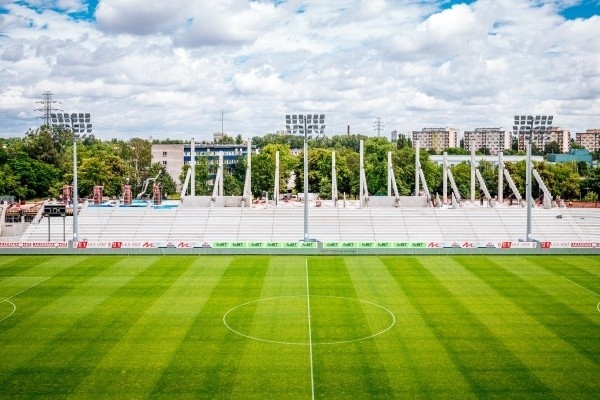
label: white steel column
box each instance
[331,151,338,206]
[415,139,420,196]
[274,151,280,207]
[498,151,504,204]
[243,139,252,207]
[190,138,196,197]
[387,151,392,197]
[526,142,532,241]
[443,151,448,204]
[72,138,78,245]
[470,139,476,202]
[218,152,224,196]
[359,140,365,208]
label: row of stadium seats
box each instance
[19,206,600,243]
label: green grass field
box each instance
[0,255,599,399]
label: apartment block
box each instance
[412,128,458,153]
[463,128,511,155]
[575,129,600,152]
[548,127,570,153]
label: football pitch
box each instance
[1,255,599,399]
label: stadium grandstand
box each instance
[5,200,600,245]
[2,139,599,253]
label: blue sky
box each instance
[6,1,600,21]
[0,0,598,139]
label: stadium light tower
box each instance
[285,114,326,242]
[72,136,79,246]
[514,115,553,242]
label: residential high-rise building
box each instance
[463,128,511,155]
[513,115,553,151]
[575,129,600,152]
[412,128,458,153]
[548,127,570,153]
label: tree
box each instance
[179,158,210,196]
[223,174,243,196]
[251,144,297,197]
[511,136,519,151]
[448,163,472,199]
[444,147,469,155]
[538,162,580,200]
[335,149,360,197]
[3,151,60,199]
[148,162,177,197]
[396,135,412,149]
[581,166,600,202]
[78,157,111,198]
[364,137,395,196]
[251,133,304,150]
[216,134,235,144]
[544,140,562,155]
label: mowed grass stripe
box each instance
[422,256,599,397]
[384,256,557,399]
[496,256,600,318]
[149,256,271,399]
[227,257,312,399]
[1,255,598,400]
[0,256,51,276]
[309,256,396,400]
[0,256,190,399]
[521,255,600,299]
[68,256,233,399]
[346,256,475,399]
[0,256,131,351]
[456,256,600,367]
[532,255,600,278]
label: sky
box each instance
[0,0,599,141]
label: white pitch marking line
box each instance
[306,259,315,400]
[0,300,16,322]
[0,277,49,322]
[561,276,599,297]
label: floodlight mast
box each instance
[72,137,78,247]
[303,116,309,242]
[526,141,532,242]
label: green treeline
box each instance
[1,127,599,202]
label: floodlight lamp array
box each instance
[285,114,326,135]
[51,113,92,133]
[512,115,553,136]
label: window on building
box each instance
[162,151,167,157]
[162,161,167,166]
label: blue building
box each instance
[184,143,253,175]
[546,149,593,165]
[152,142,255,188]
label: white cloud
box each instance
[1,43,25,61]
[0,0,598,140]
[96,0,190,35]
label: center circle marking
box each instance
[223,295,396,345]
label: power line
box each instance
[373,117,384,137]
[35,91,62,126]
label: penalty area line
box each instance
[560,276,600,315]
[561,276,599,297]
[1,277,50,323]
